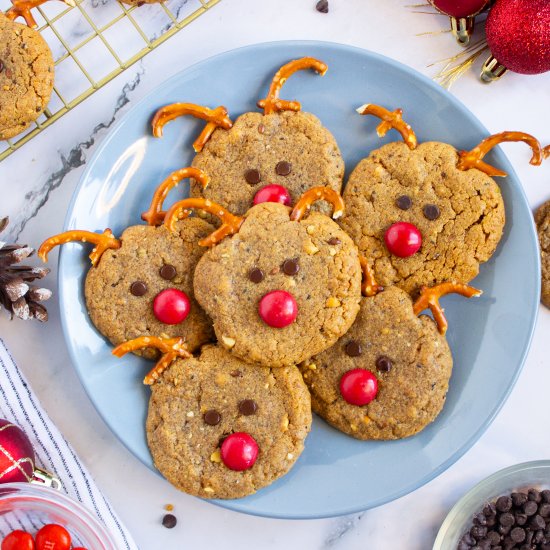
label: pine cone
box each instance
[0,217,51,322]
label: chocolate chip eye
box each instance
[375,355,392,372]
[203,410,221,425]
[248,267,265,283]
[423,204,440,220]
[345,341,362,357]
[244,169,261,185]
[130,281,147,296]
[395,195,412,211]
[275,161,292,176]
[159,264,177,280]
[282,258,299,276]
[238,399,258,415]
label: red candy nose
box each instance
[340,368,378,406]
[258,290,298,328]
[384,222,422,258]
[220,432,259,471]
[253,184,292,206]
[153,288,191,325]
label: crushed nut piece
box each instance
[286,453,294,460]
[281,415,289,431]
[303,240,319,255]
[306,225,316,235]
[203,487,215,494]
[325,297,341,308]
[186,411,194,418]
[210,449,222,463]
[221,335,236,348]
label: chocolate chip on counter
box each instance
[524,500,538,516]
[528,488,542,503]
[238,399,258,416]
[203,410,221,426]
[496,496,513,513]
[327,237,341,245]
[344,340,362,357]
[499,513,515,527]
[244,169,261,185]
[282,258,300,276]
[159,264,177,280]
[162,514,177,529]
[130,281,147,296]
[512,492,528,508]
[423,204,440,221]
[275,161,292,176]
[395,195,412,211]
[315,0,328,13]
[248,267,265,283]
[375,355,393,372]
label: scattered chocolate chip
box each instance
[275,161,292,176]
[258,123,265,134]
[423,204,440,221]
[496,496,513,513]
[162,514,177,529]
[510,527,526,543]
[238,399,258,416]
[327,237,341,245]
[375,355,392,372]
[159,264,177,280]
[203,410,221,426]
[395,195,412,211]
[344,341,362,357]
[315,0,328,13]
[244,168,261,185]
[282,258,300,276]
[130,281,147,296]
[248,267,265,283]
[524,501,538,516]
[230,370,243,378]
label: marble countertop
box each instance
[1,0,550,548]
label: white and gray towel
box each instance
[0,337,138,550]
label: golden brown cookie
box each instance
[535,200,550,308]
[301,286,453,440]
[146,345,312,499]
[0,13,54,140]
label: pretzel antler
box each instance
[359,256,383,297]
[290,186,345,222]
[257,57,328,115]
[112,336,191,385]
[413,282,482,335]
[356,104,417,150]
[151,104,233,153]
[164,198,244,247]
[38,229,121,267]
[543,145,550,159]
[5,0,75,28]
[141,167,210,226]
[457,131,543,177]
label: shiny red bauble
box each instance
[1,531,35,550]
[384,222,422,258]
[339,369,378,406]
[253,184,292,206]
[429,0,490,18]
[153,288,191,325]
[485,0,550,75]
[258,290,298,328]
[0,419,35,484]
[35,524,71,550]
[220,433,259,471]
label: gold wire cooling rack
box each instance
[0,0,220,162]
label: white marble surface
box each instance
[1,1,550,548]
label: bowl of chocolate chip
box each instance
[434,461,550,550]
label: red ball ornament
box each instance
[384,222,422,258]
[483,0,550,79]
[340,369,378,406]
[0,419,35,484]
[153,288,191,325]
[258,290,298,328]
[253,184,292,206]
[220,433,259,471]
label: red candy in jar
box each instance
[35,524,71,550]
[1,530,35,550]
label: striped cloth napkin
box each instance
[0,338,137,550]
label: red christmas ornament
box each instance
[482,0,550,80]
[0,419,35,484]
[429,0,492,45]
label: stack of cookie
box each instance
[40,57,545,500]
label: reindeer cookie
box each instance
[341,104,544,296]
[38,168,214,358]
[301,266,481,440]
[160,187,362,368]
[113,341,311,499]
[152,57,344,216]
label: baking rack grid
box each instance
[0,0,220,162]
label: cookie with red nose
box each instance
[341,104,544,296]
[144,344,311,499]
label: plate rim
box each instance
[58,39,540,519]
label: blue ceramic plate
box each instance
[58,41,540,519]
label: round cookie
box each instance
[0,13,54,140]
[301,286,453,440]
[190,199,362,367]
[342,140,505,296]
[535,200,550,308]
[146,345,312,499]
